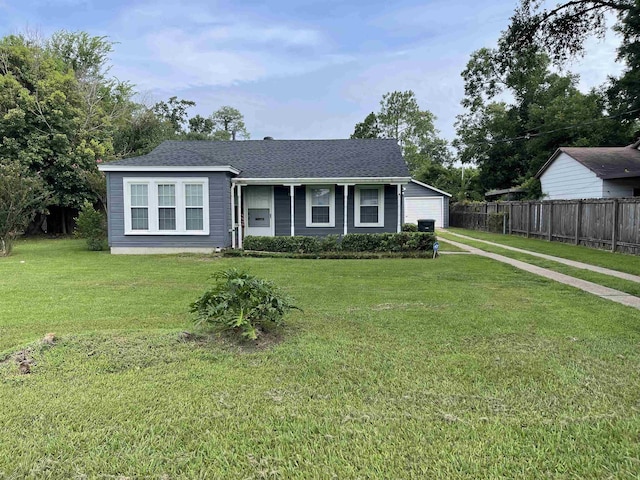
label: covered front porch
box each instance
[230,180,407,249]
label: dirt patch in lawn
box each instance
[178,328,285,353]
[1,348,35,374]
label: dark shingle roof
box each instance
[537,143,640,179]
[106,139,410,179]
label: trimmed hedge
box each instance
[243,232,435,254]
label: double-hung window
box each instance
[124,178,209,235]
[355,185,384,227]
[130,184,149,230]
[305,185,335,227]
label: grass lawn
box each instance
[1,239,640,478]
[438,231,640,297]
[443,227,640,276]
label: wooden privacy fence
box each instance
[450,198,640,254]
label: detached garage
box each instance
[404,179,451,228]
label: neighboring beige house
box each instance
[536,140,640,200]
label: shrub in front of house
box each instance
[190,269,300,340]
[244,232,435,254]
[401,223,418,232]
[244,235,323,253]
[340,232,435,252]
[74,201,107,251]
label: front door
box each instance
[244,186,274,237]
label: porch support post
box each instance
[343,184,349,236]
[237,184,243,249]
[230,183,236,249]
[289,185,295,237]
[396,184,402,233]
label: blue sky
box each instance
[0,0,624,142]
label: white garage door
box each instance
[404,197,443,228]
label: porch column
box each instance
[289,185,295,237]
[231,183,236,249]
[343,184,349,236]
[396,184,402,233]
[237,184,243,249]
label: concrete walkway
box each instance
[444,230,640,284]
[441,237,640,310]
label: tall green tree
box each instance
[210,106,249,140]
[0,161,49,255]
[504,0,634,64]
[0,31,134,232]
[352,91,451,175]
[502,0,640,132]
[350,112,381,139]
[455,48,634,193]
[152,96,196,135]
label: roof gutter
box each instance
[232,177,412,185]
[98,165,241,174]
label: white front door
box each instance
[244,186,274,236]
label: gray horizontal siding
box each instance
[443,197,449,228]
[272,185,399,236]
[107,171,232,248]
[405,180,445,197]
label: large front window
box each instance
[124,178,209,235]
[355,185,384,227]
[306,185,335,227]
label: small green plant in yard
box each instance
[74,200,107,251]
[401,222,418,232]
[190,269,299,340]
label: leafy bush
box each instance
[190,269,300,340]
[401,223,418,232]
[487,212,507,233]
[74,200,107,250]
[244,232,435,254]
[244,235,323,253]
[340,232,435,252]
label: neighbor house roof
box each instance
[99,139,411,180]
[536,142,640,180]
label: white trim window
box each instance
[305,185,335,227]
[123,177,209,235]
[355,185,385,227]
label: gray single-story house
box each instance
[536,140,640,200]
[403,179,450,228]
[98,138,412,254]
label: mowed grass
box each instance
[1,239,640,479]
[437,231,640,297]
[445,227,640,275]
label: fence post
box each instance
[548,202,553,242]
[484,203,488,231]
[574,200,581,245]
[508,202,513,235]
[612,198,619,252]
[526,202,530,238]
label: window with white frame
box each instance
[355,185,384,227]
[305,185,335,227]
[123,178,209,235]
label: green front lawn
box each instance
[1,239,639,478]
[444,227,640,275]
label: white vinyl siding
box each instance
[540,153,603,200]
[123,177,210,235]
[354,185,384,227]
[305,185,335,227]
